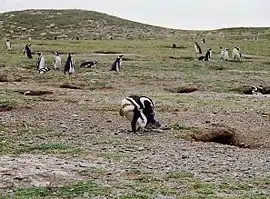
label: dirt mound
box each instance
[165,86,199,93]
[94,86,114,91]
[169,56,194,60]
[191,126,249,148]
[59,84,82,90]
[93,51,121,55]
[15,90,53,96]
[164,44,187,49]
[0,72,24,82]
[0,104,14,112]
[122,57,134,61]
[0,73,8,82]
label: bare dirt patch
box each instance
[0,154,93,190]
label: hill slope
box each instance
[0,9,185,40]
[0,9,269,40]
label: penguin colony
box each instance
[194,41,242,62]
[3,38,245,133]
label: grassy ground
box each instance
[0,39,269,199]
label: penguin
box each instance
[110,55,123,72]
[219,47,225,59]
[194,42,203,55]
[232,47,242,61]
[64,53,75,75]
[36,52,45,70]
[80,60,97,68]
[119,95,161,133]
[53,52,62,70]
[23,44,32,59]
[223,48,229,61]
[5,39,12,51]
[36,52,51,74]
[38,67,51,74]
[198,48,212,61]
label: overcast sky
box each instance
[0,0,269,30]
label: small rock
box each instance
[182,155,189,159]
[60,124,68,129]
[138,147,145,151]
[14,176,24,180]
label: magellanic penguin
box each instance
[198,48,212,61]
[36,52,51,74]
[194,42,203,56]
[5,39,12,51]
[36,52,45,70]
[223,48,229,61]
[232,47,242,62]
[110,55,123,72]
[80,60,97,68]
[219,47,225,59]
[220,47,229,61]
[23,44,32,59]
[53,52,62,70]
[119,95,161,133]
[64,53,75,75]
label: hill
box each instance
[0,9,269,40]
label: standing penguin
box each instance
[53,52,62,70]
[64,53,75,75]
[223,48,229,61]
[36,52,45,70]
[219,47,225,59]
[36,52,50,74]
[23,44,32,59]
[232,47,242,62]
[194,42,203,56]
[110,55,123,72]
[5,39,12,51]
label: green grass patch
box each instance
[171,123,198,131]
[14,180,110,199]
[20,142,82,154]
